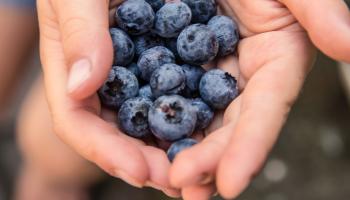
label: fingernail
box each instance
[114,170,144,188]
[67,58,91,93]
[145,181,163,190]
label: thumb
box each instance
[53,0,113,99]
[280,0,350,63]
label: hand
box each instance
[169,0,350,199]
[37,0,179,196]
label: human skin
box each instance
[37,0,350,199]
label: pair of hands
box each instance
[38,0,350,199]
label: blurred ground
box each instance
[1,52,350,200]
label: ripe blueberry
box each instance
[199,69,238,109]
[181,64,205,98]
[132,33,165,57]
[110,28,135,66]
[145,0,165,11]
[181,0,216,23]
[99,66,139,109]
[177,24,218,65]
[167,138,198,162]
[138,85,154,101]
[115,0,155,35]
[150,63,186,97]
[148,95,197,141]
[208,15,239,56]
[118,97,153,138]
[191,98,214,130]
[125,62,141,79]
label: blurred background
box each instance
[0,1,350,200]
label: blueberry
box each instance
[132,33,165,57]
[138,85,154,100]
[181,64,205,98]
[208,15,239,56]
[118,97,153,138]
[137,46,175,81]
[167,138,198,162]
[150,64,186,97]
[199,69,238,109]
[177,24,218,65]
[110,28,135,66]
[148,95,197,141]
[115,0,155,35]
[99,66,139,109]
[145,0,165,11]
[125,62,141,79]
[191,98,214,130]
[181,0,216,23]
[165,37,179,58]
[154,2,192,38]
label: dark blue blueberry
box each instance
[110,28,135,66]
[99,66,139,109]
[199,69,238,109]
[145,0,165,11]
[115,0,155,35]
[167,138,198,162]
[118,97,153,138]
[148,95,197,141]
[177,24,218,65]
[137,46,175,81]
[138,85,154,100]
[154,2,192,38]
[150,64,186,97]
[181,0,216,23]
[125,62,141,79]
[181,64,205,98]
[132,33,165,57]
[191,98,214,130]
[208,15,239,56]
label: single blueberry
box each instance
[150,64,186,97]
[110,28,135,66]
[199,69,238,109]
[181,64,205,98]
[125,62,141,79]
[181,0,216,23]
[208,15,239,56]
[191,98,214,130]
[115,0,155,35]
[148,95,197,141]
[137,46,175,81]
[132,33,165,57]
[177,24,218,65]
[138,85,154,100]
[99,66,139,109]
[118,97,153,138]
[154,1,192,38]
[145,0,165,11]
[167,138,198,162]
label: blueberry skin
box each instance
[208,15,239,56]
[137,46,175,81]
[125,62,141,79]
[150,64,186,97]
[181,0,216,23]
[148,95,197,141]
[177,24,219,65]
[115,0,155,35]
[199,69,238,109]
[99,66,139,109]
[118,97,153,138]
[132,33,165,57]
[138,85,154,100]
[154,2,192,38]
[145,0,165,11]
[191,98,214,130]
[110,28,135,66]
[167,138,198,162]
[181,64,205,98]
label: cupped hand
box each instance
[37,0,180,197]
[169,0,350,199]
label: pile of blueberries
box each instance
[99,0,240,162]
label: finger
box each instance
[217,33,315,199]
[182,183,216,200]
[280,0,350,62]
[51,0,113,99]
[38,0,149,187]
